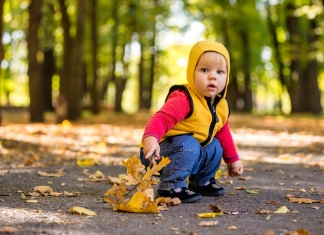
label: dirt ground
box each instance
[0,111,323,235]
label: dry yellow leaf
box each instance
[274,206,290,214]
[289,197,324,204]
[122,156,145,182]
[197,212,223,218]
[228,225,237,230]
[103,156,170,213]
[215,169,222,179]
[76,158,95,167]
[37,171,65,177]
[234,186,246,190]
[25,199,38,203]
[68,206,97,216]
[199,221,218,227]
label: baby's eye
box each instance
[201,68,208,72]
[217,70,225,74]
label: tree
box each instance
[27,0,44,122]
[0,0,5,125]
[58,0,87,121]
[90,0,99,114]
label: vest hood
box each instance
[186,41,230,99]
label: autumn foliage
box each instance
[102,156,171,212]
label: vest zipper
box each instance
[201,98,219,147]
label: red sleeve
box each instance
[215,120,240,163]
[142,90,190,141]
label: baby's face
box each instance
[194,58,227,102]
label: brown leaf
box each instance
[289,197,324,204]
[266,201,277,205]
[34,186,53,195]
[168,197,181,207]
[209,204,223,213]
[264,230,275,235]
[256,209,272,214]
[238,176,251,181]
[234,186,246,190]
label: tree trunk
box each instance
[304,18,322,114]
[90,0,99,114]
[0,0,5,125]
[221,18,241,112]
[42,49,55,112]
[101,1,119,103]
[241,30,253,112]
[58,0,71,121]
[286,3,303,113]
[266,0,284,113]
[67,0,86,120]
[138,39,146,110]
[27,0,44,122]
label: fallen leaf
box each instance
[264,230,274,235]
[102,156,170,213]
[234,186,246,190]
[215,169,222,179]
[76,158,95,167]
[25,199,38,203]
[238,176,251,181]
[285,194,295,199]
[199,221,218,227]
[312,206,320,209]
[256,209,272,214]
[0,226,17,233]
[266,201,277,205]
[228,225,237,230]
[49,192,63,197]
[168,197,181,207]
[244,167,254,172]
[266,215,271,221]
[34,185,53,195]
[197,212,223,218]
[37,171,65,177]
[284,229,311,235]
[299,188,307,193]
[68,207,97,216]
[209,204,223,213]
[289,197,324,204]
[107,176,121,184]
[246,189,259,194]
[274,206,289,214]
[170,227,179,231]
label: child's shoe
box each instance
[157,187,201,203]
[189,178,224,196]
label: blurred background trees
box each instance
[0,0,323,123]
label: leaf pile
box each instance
[102,156,171,213]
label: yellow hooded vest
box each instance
[161,41,230,147]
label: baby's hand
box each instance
[142,136,161,163]
[227,160,243,177]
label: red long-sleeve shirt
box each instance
[143,90,239,163]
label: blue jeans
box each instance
[140,135,223,190]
